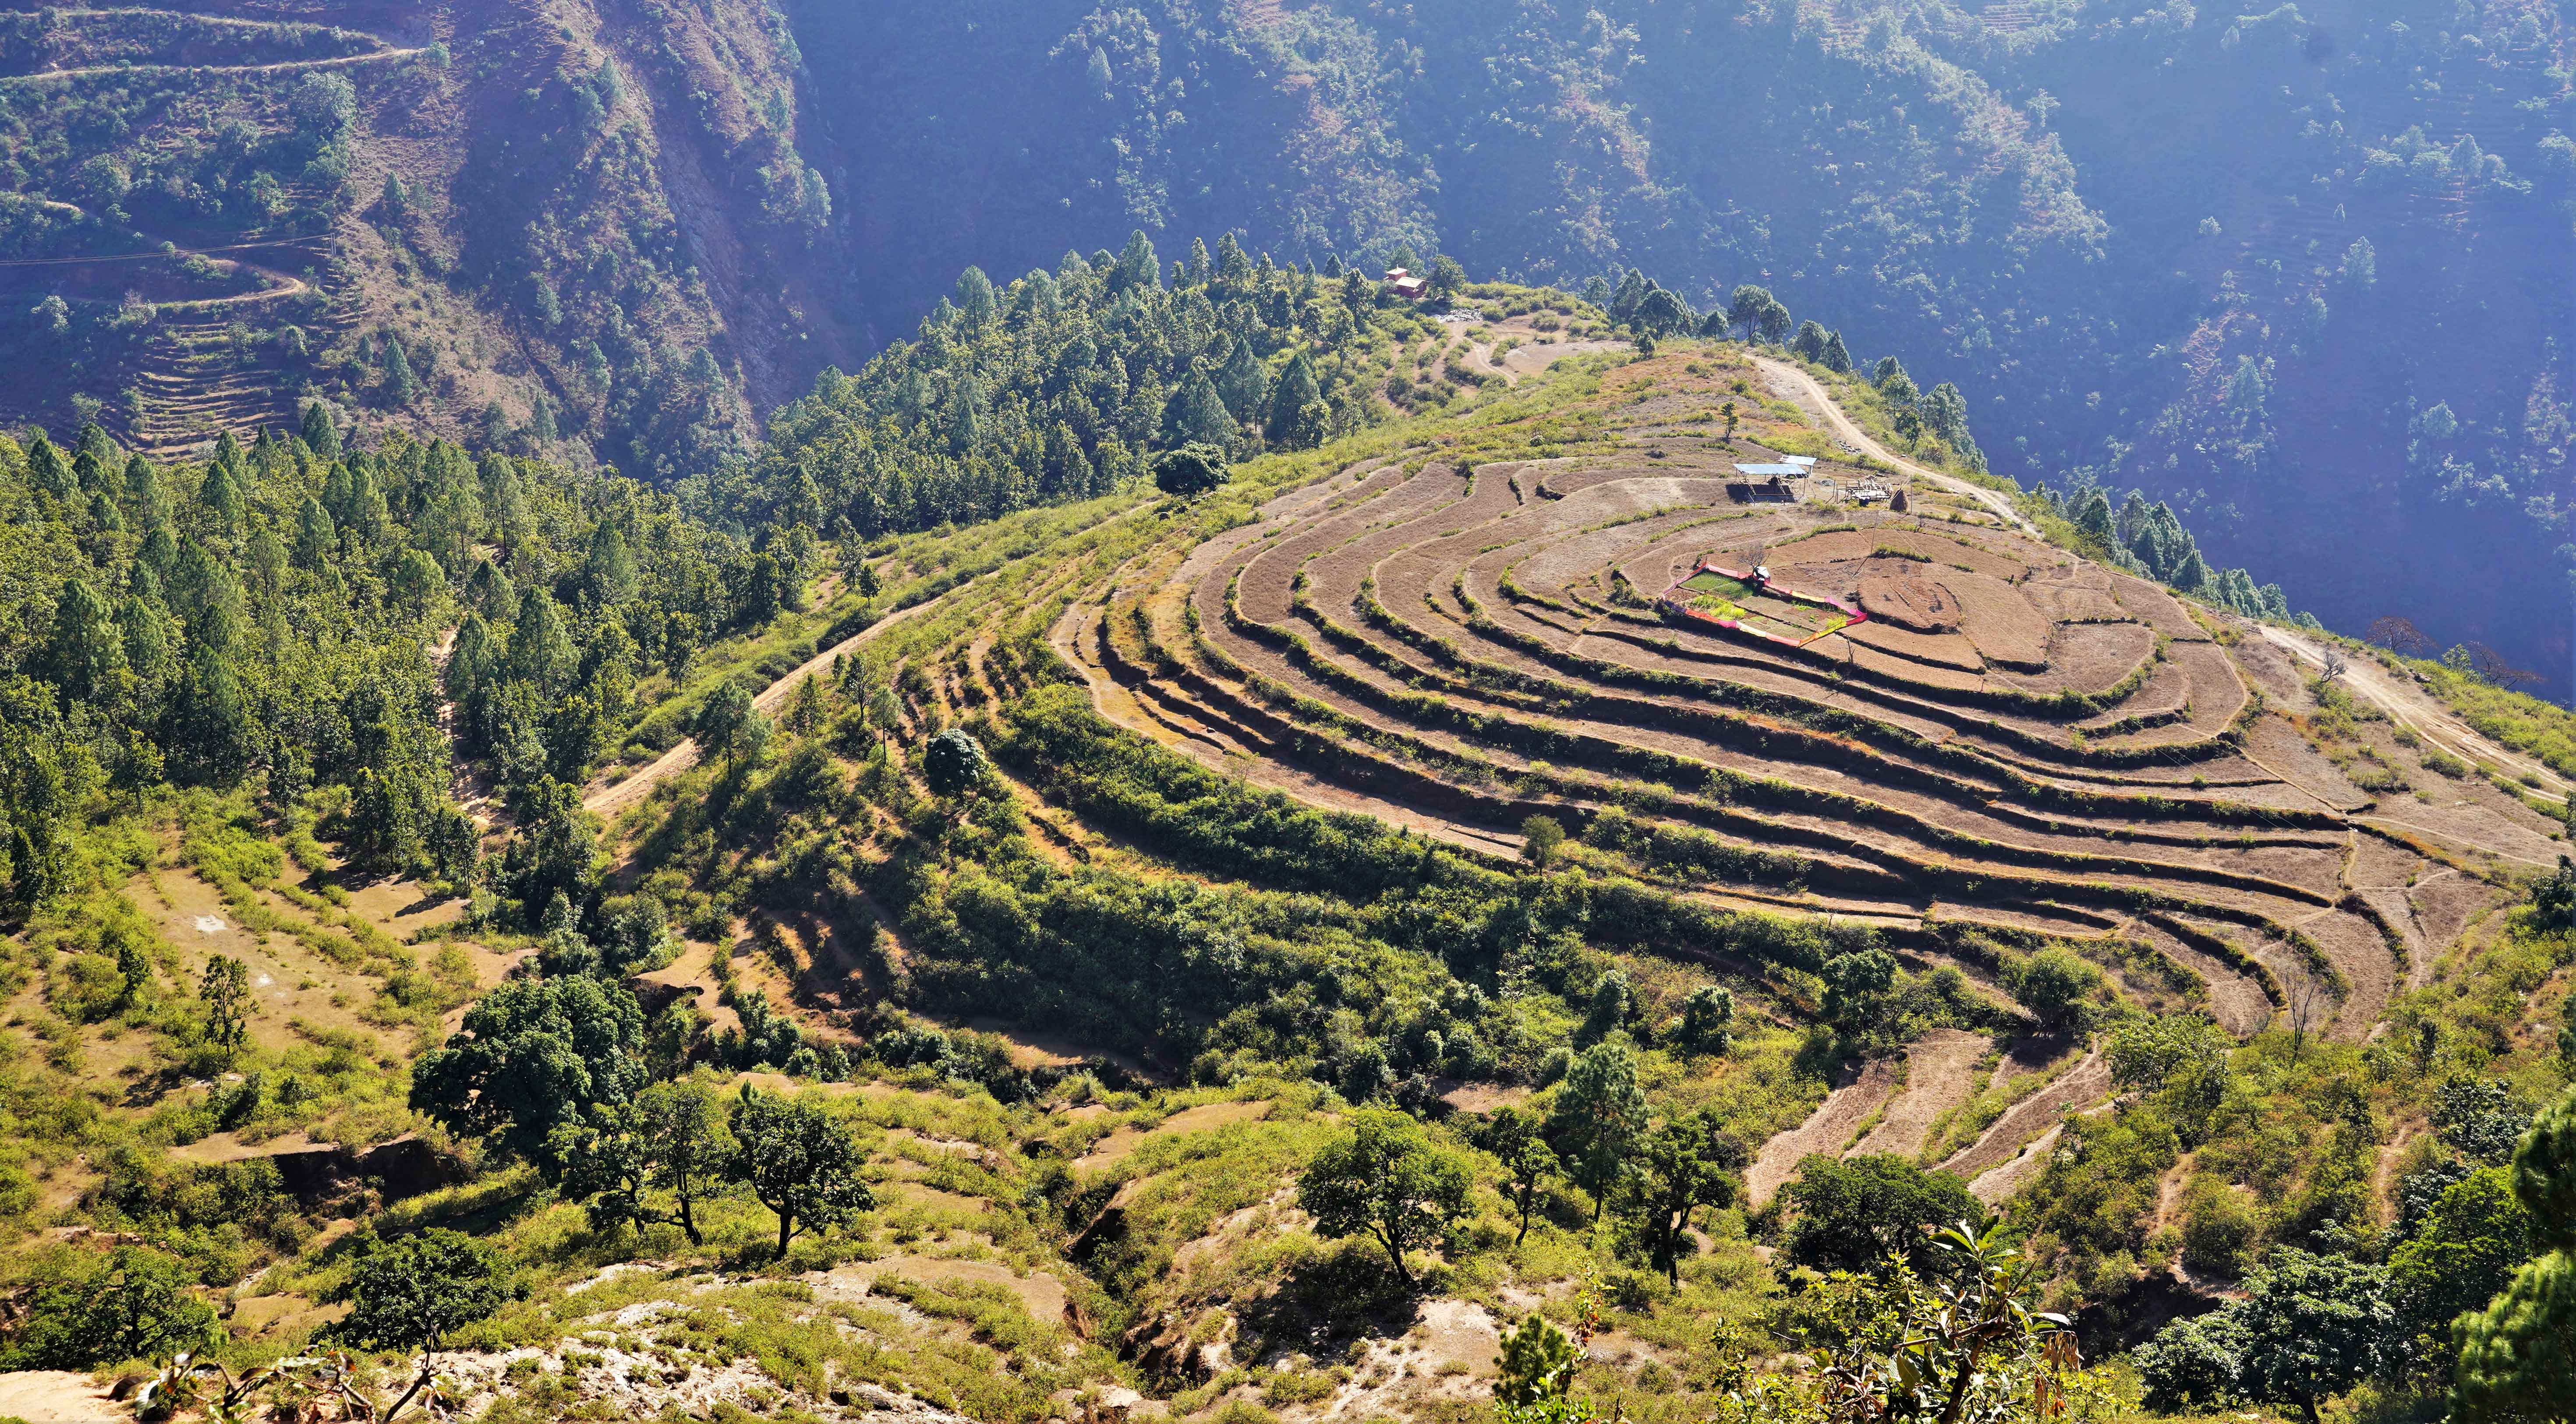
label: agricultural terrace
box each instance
[151,323,2548,1424]
[614,322,2560,1246]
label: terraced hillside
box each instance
[1045,339,2550,1050]
[6,318,2570,1424]
[573,317,2570,1403]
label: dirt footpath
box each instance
[585,585,957,817]
[0,1371,124,1423]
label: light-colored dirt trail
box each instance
[584,585,955,817]
[0,1370,123,1423]
[2254,622,2571,799]
[1752,354,2041,538]
[5,46,421,82]
[6,199,314,307]
[1746,1057,1903,1207]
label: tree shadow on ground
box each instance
[1231,1239,1437,1366]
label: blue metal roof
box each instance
[1734,463,1804,476]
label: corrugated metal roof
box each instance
[1734,463,1804,476]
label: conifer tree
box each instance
[1215,339,1269,422]
[299,401,340,456]
[1161,368,1235,449]
[382,338,418,405]
[1266,350,1323,445]
[27,436,70,497]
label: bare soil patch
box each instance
[135,869,396,1057]
[1844,643,1987,693]
[1853,1028,1991,1160]
[0,1371,124,1423]
[1933,570,2050,669]
[2105,572,2210,640]
[1842,620,1985,672]
[635,940,743,1036]
[1858,570,1960,632]
[831,1256,1065,1325]
[1967,1122,2064,1203]
[2007,622,2155,697]
[2408,874,2502,965]
[2022,563,2128,623]
[1747,1058,1902,1206]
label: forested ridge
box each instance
[0,409,783,923]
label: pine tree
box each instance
[952,266,996,329]
[382,338,418,405]
[293,495,337,569]
[1611,269,1649,325]
[1161,368,1235,448]
[27,436,71,497]
[2172,548,2210,592]
[1821,330,1855,373]
[198,460,244,533]
[1216,232,1254,283]
[299,401,340,456]
[41,579,126,705]
[1266,351,1323,445]
[1116,230,1160,292]
[507,589,578,696]
[1214,339,1269,422]
[582,520,639,606]
[2073,488,2115,542]
[1042,422,1093,498]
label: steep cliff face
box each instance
[428,0,870,478]
[0,0,864,480]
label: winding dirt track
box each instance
[10,198,312,308]
[1752,354,2041,538]
[2252,623,2570,801]
[582,586,955,818]
[4,47,421,82]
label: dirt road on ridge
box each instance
[1752,354,2042,538]
[582,587,955,818]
